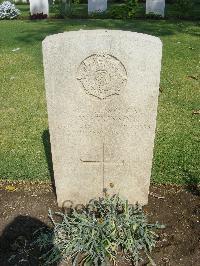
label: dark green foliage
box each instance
[107,4,128,19]
[35,195,164,265]
[51,0,72,18]
[175,0,194,16]
[125,0,138,18]
[106,0,139,19]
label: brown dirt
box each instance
[0,181,199,266]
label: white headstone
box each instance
[42,30,162,207]
[88,0,107,14]
[30,0,49,16]
[146,0,165,17]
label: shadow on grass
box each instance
[14,19,200,45]
[183,170,200,196]
[42,129,56,196]
[0,215,59,266]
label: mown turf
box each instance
[0,19,199,184]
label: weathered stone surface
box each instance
[77,54,127,99]
[88,0,107,14]
[30,0,49,16]
[146,0,165,17]
[43,30,162,207]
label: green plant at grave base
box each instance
[145,12,163,20]
[107,0,139,19]
[106,4,128,19]
[35,195,164,265]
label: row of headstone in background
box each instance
[15,0,165,18]
[29,0,107,16]
[89,0,165,17]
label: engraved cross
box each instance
[80,143,124,191]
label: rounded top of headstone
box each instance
[42,30,162,47]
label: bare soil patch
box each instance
[0,182,199,266]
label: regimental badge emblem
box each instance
[77,54,127,99]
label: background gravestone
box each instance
[30,0,49,16]
[88,0,107,14]
[146,0,165,17]
[43,30,162,207]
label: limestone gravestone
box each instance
[146,0,165,17]
[88,0,107,14]
[30,0,49,16]
[43,30,162,207]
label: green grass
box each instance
[0,19,199,184]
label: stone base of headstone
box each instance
[146,0,165,17]
[88,0,107,14]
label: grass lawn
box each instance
[0,19,199,185]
